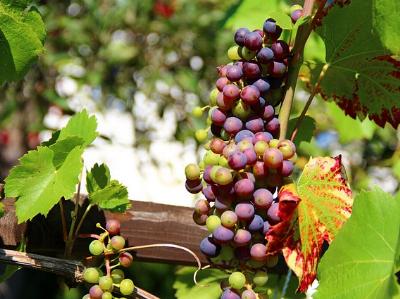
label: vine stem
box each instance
[278,0,327,140]
[59,200,68,242]
[74,204,93,238]
[290,63,329,141]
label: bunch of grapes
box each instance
[186,16,298,299]
[82,219,135,299]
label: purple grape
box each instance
[268,61,287,78]
[262,105,275,121]
[248,215,264,232]
[202,185,216,202]
[263,18,282,41]
[253,188,273,209]
[221,288,241,299]
[279,160,294,177]
[217,65,229,77]
[250,243,267,261]
[234,129,255,143]
[237,138,254,152]
[245,117,264,133]
[267,202,281,224]
[242,289,257,299]
[235,203,255,220]
[265,118,280,137]
[213,225,234,243]
[254,131,273,143]
[291,9,303,23]
[253,29,264,37]
[223,143,239,159]
[252,78,270,95]
[244,32,263,51]
[268,77,283,88]
[253,161,267,178]
[210,138,226,154]
[200,236,221,257]
[216,77,230,91]
[234,246,251,261]
[250,97,266,113]
[234,28,250,47]
[263,221,271,234]
[224,117,243,135]
[256,47,274,63]
[243,148,257,165]
[228,151,248,170]
[203,166,213,184]
[185,179,203,194]
[215,197,232,211]
[233,229,252,246]
[240,85,260,105]
[223,84,241,102]
[226,65,243,82]
[193,211,208,225]
[217,91,234,111]
[271,41,289,60]
[266,172,283,188]
[234,179,255,199]
[242,61,261,80]
[263,148,283,169]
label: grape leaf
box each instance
[308,0,400,128]
[87,164,130,212]
[315,188,400,299]
[0,1,45,83]
[288,116,316,147]
[173,267,227,299]
[4,138,84,223]
[58,110,98,146]
[266,156,353,292]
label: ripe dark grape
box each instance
[221,288,241,299]
[200,236,221,257]
[271,40,290,60]
[250,243,267,261]
[253,188,273,209]
[291,9,303,23]
[279,160,294,177]
[253,161,267,178]
[223,84,241,102]
[265,118,280,137]
[216,77,230,91]
[268,61,287,78]
[224,117,243,135]
[256,47,274,64]
[267,202,281,224]
[215,197,232,211]
[106,219,120,235]
[185,179,203,194]
[250,96,266,113]
[244,32,263,51]
[254,131,273,143]
[245,117,264,133]
[240,85,260,105]
[211,108,227,126]
[263,18,282,41]
[248,215,264,232]
[234,179,254,199]
[234,28,250,46]
[234,130,255,143]
[252,78,270,95]
[243,148,257,165]
[235,203,255,220]
[262,105,275,121]
[226,65,243,82]
[213,225,234,243]
[234,246,251,260]
[262,221,271,234]
[228,151,247,170]
[233,229,252,246]
[243,61,261,80]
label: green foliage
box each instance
[373,0,400,54]
[0,201,4,218]
[315,188,400,299]
[309,0,400,128]
[288,116,316,147]
[0,1,45,83]
[86,163,130,212]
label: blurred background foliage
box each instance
[0,0,399,298]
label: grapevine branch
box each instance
[0,249,159,299]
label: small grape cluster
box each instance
[186,16,298,299]
[82,219,135,299]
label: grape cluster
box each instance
[186,16,298,299]
[82,220,135,299]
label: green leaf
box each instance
[224,0,291,30]
[4,139,84,223]
[0,202,4,218]
[0,1,45,83]
[309,0,400,128]
[86,163,111,194]
[173,267,227,299]
[315,188,400,299]
[393,160,400,181]
[58,110,98,146]
[287,116,316,147]
[373,0,400,54]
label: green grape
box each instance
[254,140,269,156]
[232,100,251,119]
[227,45,241,60]
[209,88,219,106]
[206,116,212,126]
[83,267,100,283]
[253,271,268,287]
[192,106,203,118]
[268,139,279,148]
[185,163,200,180]
[229,272,246,289]
[99,276,114,291]
[89,240,105,256]
[239,46,256,60]
[198,160,205,170]
[290,4,303,12]
[102,291,113,299]
[110,235,126,251]
[212,167,233,185]
[203,151,220,166]
[218,156,229,167]
[119,279,135,296]
[111,269,125,283]
[195,129,208,142]
[220,129,230,141]
[206,215,221,232]
[82,294,90,299]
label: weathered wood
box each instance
[0,249,159,299]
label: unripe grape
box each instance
[111,269,125,283]
[227,46,241,61]
[110,235,126,251]
[89,285,103,299]
[83,267,100,284]
[238,47,256,60]
[185,163,201,180]
[209,88,219,106]
[192,106,203,118]
[218,156,229,167]
[204,150,220,165]
[269,139,279,148]
[206,215,221,232]
[229,272,246,289]
[195,129,208,142]
[237,139,253,152]
[210,137,226,154]
[99,276,113,292]
[119,279,135,296]
[220,210,238,228]
[254,140,269,156]
[89,240,105,256]
[102,292,113,299]
[266,255,279,267]
[253,271,268,286]
[119,252,133,267]
[106,219,121,235]
[212,166,233,185]
[82,295,90,299]
[278,139,296,159]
